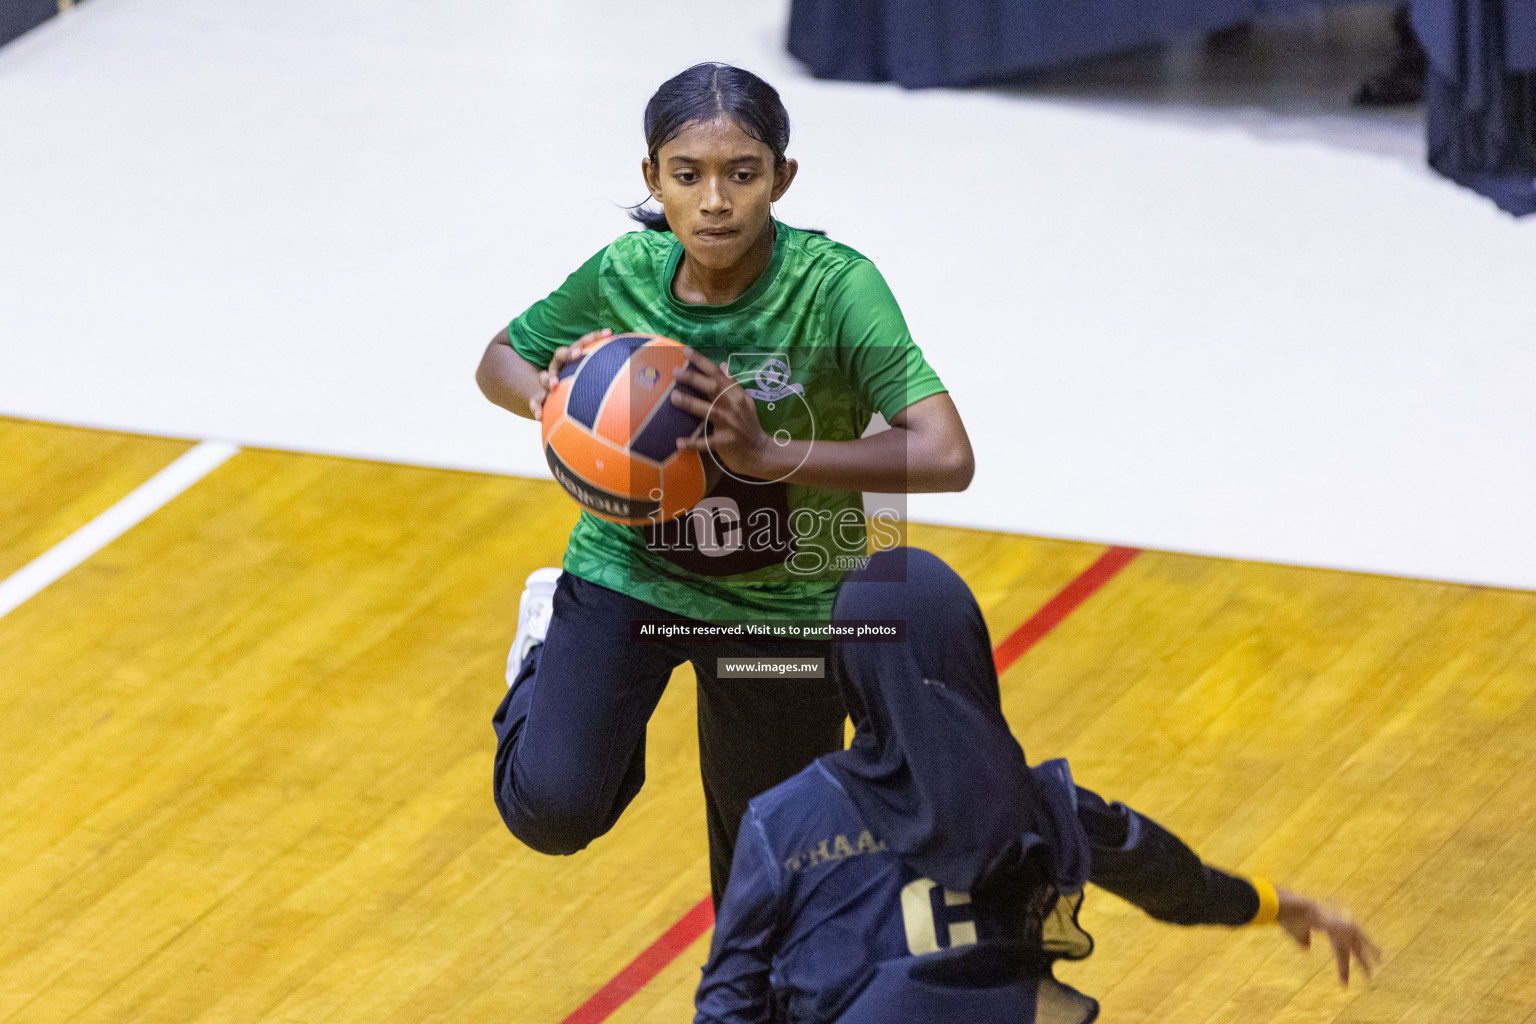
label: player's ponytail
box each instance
[631,63,821,234]
[629,206,672,231]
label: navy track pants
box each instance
[492,572,846,905]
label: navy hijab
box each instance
[824,548,1060,893]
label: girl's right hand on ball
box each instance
[533,328,610,421]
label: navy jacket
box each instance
[695,760,1258,1024]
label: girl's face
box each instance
[643,117,797,273]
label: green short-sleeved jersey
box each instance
[506,223,946,623]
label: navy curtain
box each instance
[1,0,60,48]
[789,0,1331,87]
[1416,0,1536,214]
[789,0,1536,215]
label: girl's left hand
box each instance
[670,349,773,478]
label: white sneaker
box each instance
[507,568,562,687]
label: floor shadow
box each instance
[993,3,1424,165]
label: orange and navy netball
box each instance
[540,333,707,525]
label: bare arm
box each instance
[670,350,975,493]
[475,327,611,421]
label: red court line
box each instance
[992,546,1140,674]
[559,543,1140,1024]
[561,896,716,1024]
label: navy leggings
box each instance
[492,573,847,905]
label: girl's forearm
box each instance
[476,337,544,419]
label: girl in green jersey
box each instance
[476,63,976,904]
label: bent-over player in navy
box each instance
[695,549,1378,1024]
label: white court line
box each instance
[0,439,240,621]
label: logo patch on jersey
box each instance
[736,354,805,402]
[636,365,661,388]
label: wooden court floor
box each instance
[3,415,1535,1024]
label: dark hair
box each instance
[630,63,792,232]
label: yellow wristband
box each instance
[1250,877,1280,926]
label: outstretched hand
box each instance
[1277,888,1381,986]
